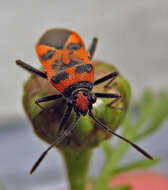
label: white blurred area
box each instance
[0,0,168,118]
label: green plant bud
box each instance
[22,60,131,151]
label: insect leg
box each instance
[93,72,118,87]
[95,92,122,110]
[16,59,47,79]
[30,112,80,174]
[95,92,120,99]
[87,37,98,60]
[35,94,62,110]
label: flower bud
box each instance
[22,60,131,150]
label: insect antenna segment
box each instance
[88,110,153,160]
[30,113,80,174]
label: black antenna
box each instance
[89,111,153,160]
[30,113,80,174]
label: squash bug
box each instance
[16,28,153,174]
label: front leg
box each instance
[16,60,47,79]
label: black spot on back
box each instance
[39,29,71,49]
[51,56,82,72]
[41,50,55,61]
[51,71,69,84]
[51,63,58,70]
[67,42,82,50]
[59,58,81,70]
[51,59,61,71]
[75,64,93,74]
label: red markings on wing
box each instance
[65,32,88,62]
[62,54,70,65]
[36,44,61,67]
[76,92,89,112]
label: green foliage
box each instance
[92,90,168,190]
[0,183,6,190]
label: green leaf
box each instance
[0,183,6,190]
[135,91,168,141]
[111,158,160,176]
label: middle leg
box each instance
[95,92,122,109]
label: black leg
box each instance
[87,37,98,60]
[30,112,80,174]
[95,92,121,109]
[95,92,120,99]
[107,95,122,110]
[35,94,62,110]
[16,59,47,79]
[104,76,117,89]
[94,72,118,87]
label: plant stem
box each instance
[61,148,92,190]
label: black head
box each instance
[71,89,97,116]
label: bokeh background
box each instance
[0,1,168,190]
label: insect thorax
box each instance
[63,81,93,97]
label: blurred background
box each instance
[0,0,168,190]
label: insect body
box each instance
[16,28,153,174]
[36,29,94,97]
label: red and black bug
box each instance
[16,28,153,174]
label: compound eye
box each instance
[91,94,97,103]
